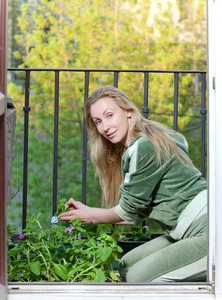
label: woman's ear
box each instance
[126,109,132,118]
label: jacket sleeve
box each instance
[115,138,167,224]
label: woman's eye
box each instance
[107,114,113,118]
[95,120,101,125]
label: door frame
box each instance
[0,0,8,299]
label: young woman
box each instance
[59,86,207,283]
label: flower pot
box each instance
[117,240,147,254]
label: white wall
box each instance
[208,0,222,297]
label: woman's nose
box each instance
[102,121,110,132]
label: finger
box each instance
[58,217,71,224]
[59,214,75,222]
[59,211,74,219]
[72,201,87,209]
[68,207,75,211]
[59,215,74,221]
[65,198,79,209]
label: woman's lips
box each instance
[106,130,117,139]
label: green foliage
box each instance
[7,201,123,282]
[112,222,151,241]
[7,0,207,231]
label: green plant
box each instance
[112,222,151,242]
[7,200,123,282]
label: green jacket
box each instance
[115,131,207,232]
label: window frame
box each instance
[0,0,8,298]
[6,0,222,299]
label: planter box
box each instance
[116,233,162,254]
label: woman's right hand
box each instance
[64,198,88,211]
[58,198,123,225]
[58,198,91,224]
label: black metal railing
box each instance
[8,68,207,229]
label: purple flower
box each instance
[19,235,25,239]
[65,226,74,233]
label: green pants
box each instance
[119,214,207,283]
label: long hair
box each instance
[84,86,193,208]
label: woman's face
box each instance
[90,97,132,147]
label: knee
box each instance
[125,264,151,283]
[123,258,158,283]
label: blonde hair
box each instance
[85,86,193,208]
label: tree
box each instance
[7,0,207,230]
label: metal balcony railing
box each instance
[7,68,207,229]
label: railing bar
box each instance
[113,71,119,88]
[82,72,90,205]
[22,70,31,229]
[142,72,149,119]
[52,71,60,215]
[141,72,150,232]
[7,68,208,229]
[173,72,179,131]
[8,68,207,74]
[200,73,207,178]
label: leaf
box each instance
[117,245,123,253]
[81,279,92,282]
[109,270,119,281]
[101,233,114,242]
[92,268,106,282]
[87,271,96,279]
[29,261,41,275]
[67,269,77,278]
[67,261,90,278]
[89,238,96,247]
[77,227,87,234]
[18,261,27,268]
[98,246,112,262]
[53,263,68,281]
[73,239,85,246]
[8,247,24,257]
